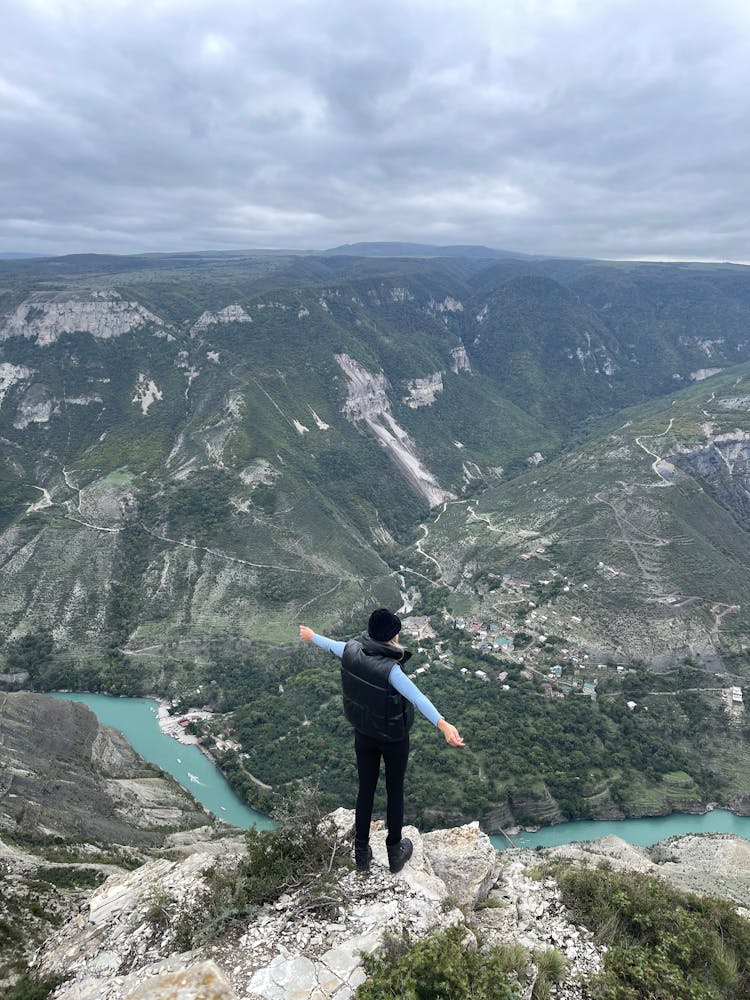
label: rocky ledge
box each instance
[31,815,750,1000]
[36,811,606,1000]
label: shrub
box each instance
[531,947,568,1000]
[35,867,106,890]
[356,924,530,999]
[143,884,174,932]
[163,785,348,949]
[3,973,65,1000]
[551,862,750,999]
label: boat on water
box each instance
[187,772,200,784]
[177,758,182,763]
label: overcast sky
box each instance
[2,0,749,261]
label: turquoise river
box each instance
[54,693,750,849]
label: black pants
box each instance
[354,730,410,847]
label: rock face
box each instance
[191,305,253,335]
[450,342,472,373]
[508,785,565,828]
[35,850,236,995]
[126,962,235,1000]
[30,815,750,1000]
[13,382,54,427]
[675,432,750,529]
[478,851,604,995]
[132,373,163,415]
[402,372,444,408]
[0,291,164,346]
[422,821,498,909]
[335,353,455,507]
[0,362,33,406]
[548,832,750,909]
[0,692,209,844]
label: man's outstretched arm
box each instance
[299,625,345,658]
[389,665,464,747]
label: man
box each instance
[299,608,464,874]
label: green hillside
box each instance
[414,364,750,666]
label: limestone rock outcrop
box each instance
[190,305,253,335]
[549,831,750,909]
[335,353,455,506]
[125,961,235,1000]
[450,342,472,373]
[27,807,750,1000]
[34,813,612,1000]
[402,372,444,408]
[0,291,164,346]
[422,820,498,909]
[0,362,34,406]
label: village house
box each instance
[400,616,436,640]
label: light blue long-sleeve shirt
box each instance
[312,632,443,727]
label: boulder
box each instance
[126,961,235,1000]
[422,821,499,909]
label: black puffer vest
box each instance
[341,635,414,743]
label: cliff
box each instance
[28,811,750,1000]
[0,291,165,346]
[0,693,211,844]
[0,692,233,992]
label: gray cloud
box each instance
[2,0,749,260]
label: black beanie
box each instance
[367,608,402,642]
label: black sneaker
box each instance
[386,837,413,874]
[354,840,373,871]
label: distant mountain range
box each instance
[1,249,750,674]
[323,241,530,258]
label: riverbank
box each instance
[49,693,273,830]
[503,799,727,838]
[503,794,750,839]
[491,807,750,851]
[155,700,212,745]
[41,692,750,851]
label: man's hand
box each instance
[437,719,465,747]
[299,625,314,642]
